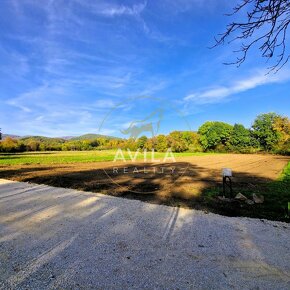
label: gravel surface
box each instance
[0,178,289,289]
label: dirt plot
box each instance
[0,154,289,220]
[0,153,287,194]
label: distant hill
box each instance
[69,134,121,141]
[59,136,75,140]
[20,136,65,142]
[2,134,21,140]
[1,133,120,141]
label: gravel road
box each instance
[0,179,289,289]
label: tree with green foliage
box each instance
[181,131,195,145]
[80,140,92,150]
[155,135,168,152]
[272,115,290,154]
[251,113,282,150]
[229,124,258,152]
[144,138,154,150]
[90,139,100,148]
[0,112,288,155]
[273,116,290,141]
[123,138,138,151]
[137,136,148,149]
[0,137,19,152]
[182,131,203,152]
[198,121,233,150]
[167,131,188,152]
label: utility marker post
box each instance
[222,168,233,197]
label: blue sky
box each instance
[0,0,289,137]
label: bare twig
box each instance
[213,0,290,72]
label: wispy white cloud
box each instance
[72,0,147,18]
[5,82,109,136]
[184,69,290,104]
[6,99,32,113]
[72,0,173,43]
[99,2,147,17]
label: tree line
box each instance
[1,113,289,155]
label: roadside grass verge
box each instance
[202,162,290,221]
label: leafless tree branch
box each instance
[213,0,290,73]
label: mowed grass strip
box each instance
[0,150,216,165]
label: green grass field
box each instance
[0,150,216,165]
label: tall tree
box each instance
[273,115,290,153]
[229,123,259,151]
[229,124,252,146]
[198,121,233,150]
[251,112,281,150]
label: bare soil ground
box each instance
[0,154,289,220]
